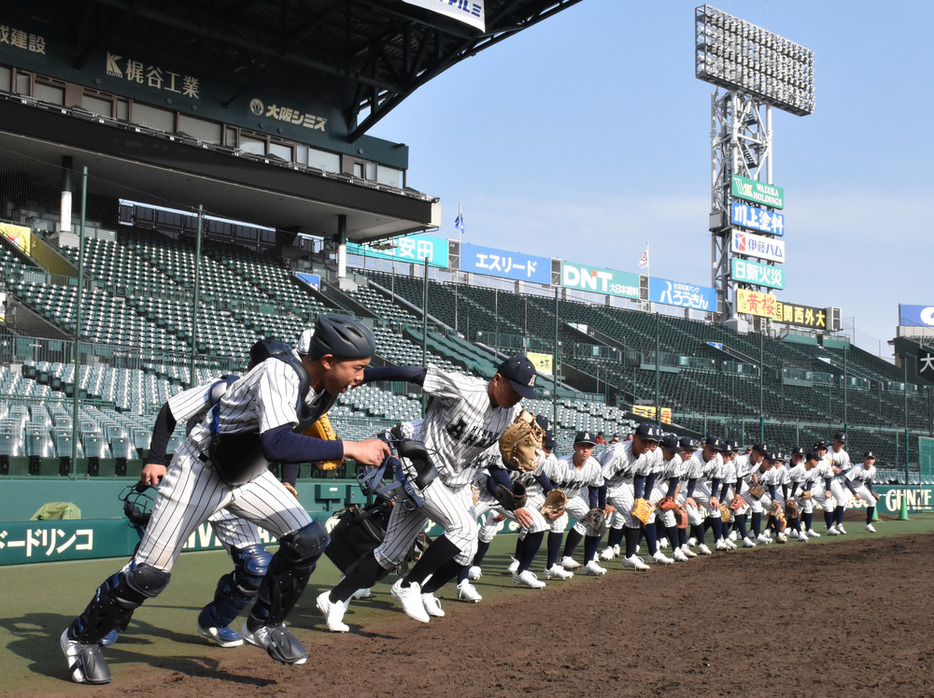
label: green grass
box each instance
[2,512,932,694]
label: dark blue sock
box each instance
[547,532,563,568]
[644,522,658,554]
[709,515,723,541]
[735,514,748,539]
[751,511,762,536]
[866,507,874,524]
[472,540,491,567]
[563,529,583,559]
[803,511,813,530]
[624,526,640,557]
[606,526,626,550]
[665,525,679,549]
[678,527,688,546]
[834,506,845,527]
[517,531,545,573]
[690,523,704,544]
[824,510,833,529]
[584,535,600,563]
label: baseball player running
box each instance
[316,355,539,631]
[828,431,852,534]
[844,450,882,532]
[61,314,390,684]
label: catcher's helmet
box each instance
[118,482,157,533]
[297,314,376,360]
[249,339,293,369]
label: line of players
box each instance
[447,423,883,604]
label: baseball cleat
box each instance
[620,555,649,571]
[715,539,730,551]
[756,533,772,544]
[391,579,430,623]
[583,559,609,575]
[513,570,546,588]
[687,537,698,547]
[560,556,581,571]
[421,593,446,617]
[650,550,674,565]
[826,526,840,536]
[742,536,757,548]
[466,565,483,581]
[351,587,372,600]
[61,629,112,685]
[724,538,737,549]
[544,564,574,580]
[680,545,697,558]
[599,546,617,561]
[673,547,690,562]
[865,523,877,533]
[789,529,800,539]
[697,544,713,555]
[776,532,788,543]
[456,580,482,603]
[316,591,350,633]
[658,538,669,549]
[837,525,847,534]
[728,531,739,541]
[806,529,821,538]
[241,622,309,665]
[506,557,519,574]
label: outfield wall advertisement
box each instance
[649,277,717,311]
[561,262,640,299]
[460,243,551,284]
[348,235,449,268]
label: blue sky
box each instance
[370,0,934,361]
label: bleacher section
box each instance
[1,224,931,487]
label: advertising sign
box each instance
[460,243,551,284]
[649,277,717,311]
[527,352,553,376]
[731,230,785,263]
[731,174,784,209]
[730,202,785,236]
[401,0,485,31]
[899,304,934,327]
[736,289,828,329]
[632,405,673,424]
[348,235,449,268]
[1,222,31,256]
[561,262,640,300]
[731,258,784,290]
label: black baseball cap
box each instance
[659,434,682,453]
[774,450,786,462]
[805,450,820,462]
[833,431,847,443]
[634,422,663,442]
[497,355,540,399]
[704,435,725,452]
[766,451,780,463]
[679,436,699,451]
[724,440,739,455]
[864,451,876,460]
[752,443,769,455]
[790,446,805,458]
[535,414,549,432]
[814,440,828,450]
[543,430,556,449]
[574,430,597,445]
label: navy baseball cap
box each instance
[814,440,828,450]
[722,440,738,455]
[774,450,786,462]
[791,446,805,458]
[766,451,780,462]
[497,356,540,399]
[752,443,769,455]
[543,430,556,449]
[679,436,699,451]
[704,435,725,452]
[833,431,847,443]
[574,430,597,446]
[805,450,820,462]
[864,451,876,460]
[659,434,682,453]
[634,422,663,442]
[535,414,549,432]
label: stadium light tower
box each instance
[695,5,814,331]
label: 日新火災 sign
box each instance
[731,258,784,290]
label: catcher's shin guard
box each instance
[69,562,170,643]
[203,545,273,629]
[249,521,328,628]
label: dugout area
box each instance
[1,515,932,694]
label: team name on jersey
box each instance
[444,418,498,450]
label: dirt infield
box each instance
[50,533,928,697]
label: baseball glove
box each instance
[283,482,299,500]
[631,497,653,526]
[498,409,544,472]
[729,494,745,511]
[657,496,679,511]
[493,482,527,511]
[768,499,783,519]
[799,490,813,502]
[719,503,732,523]
[784,499,800,520]
[674,506,689,529]
[540,489,567,518]
[749,484,766,499]
[305,413,343,471]
[580,508,606,537]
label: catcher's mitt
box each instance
[305,413,343,471]
[749,484,766,499]
[658,496,679,511]
[784,499,800,519]
[540,489,567,518]
[493,482,527,511]
[580,508,606,536]
[674,505,689,529]
[719,503,732,523]
[631,497,653,526]
[729,495,745,511]
[498,409,544,472]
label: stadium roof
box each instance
[37,0,583,141]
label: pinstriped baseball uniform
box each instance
[846,463,878,506]
[653,451,689,528]
[373,365,521,568]
[541,452,604,536]
[163,380,264,552]
[134,357,314,572]
[600,441,660,529]
[475,462,549,543]
[829,447,852,506]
